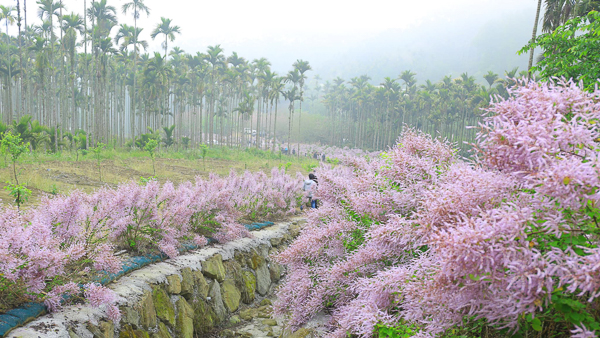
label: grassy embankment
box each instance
[0,147,319,209]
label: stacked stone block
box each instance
[7,220,305,338]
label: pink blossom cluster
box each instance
[275,79,600,337]
[0,168,302,322]
[296,143,381,160]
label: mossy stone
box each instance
[234,252,248,268]
[87,323,105,338]
[175,297,194,338]
[208,281,227,321]
[229,315,241,325]
[239,308,256,321]
[289,223,301,237]
[166,275,181,294]
[289,328,312,338]
[255,262,271,296]
[180,268,194,297]
[262,318,278,326]
[139,290,157,329]
[151,322,172,338]
[193,270,210,299]
[224,260,244,284]
[249,250,265,270]
[240,270,256,304]
[100,321,114,338]
[121,306,140,329]
[269,262,283,282]
[118,325,151,338]
[152,286,175,327]
[192,298,218,334]
[202,254,226,282]
[269,237,282,247]
[221,280,241,313]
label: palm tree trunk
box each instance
[256,94,261,148]
[297,84,303,157]
[528,0,543,78]
[6,21,13,122]
[288,102,293,151]
[83,0,89,149]
[199,92,203,144]
[267,98,272,151]
[229,93,234,147]
[249,108,253,149]
[272,98,278,152]
[132,8,138,141]
[16,0,24,121]
[209,95,214,146]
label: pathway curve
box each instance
[216,296,330,338]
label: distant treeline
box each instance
[0,0,312,154]
[1,0,597,154]
[301,69,526,153]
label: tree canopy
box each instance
[521,10,600,91]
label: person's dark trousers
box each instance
[311,199,318,209]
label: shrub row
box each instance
[275,80,600,337]
[0,168,303,321]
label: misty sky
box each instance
[11,0,539,84]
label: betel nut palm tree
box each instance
[151,17,180,58]
[122,0,150,139]
[292,59,311,156]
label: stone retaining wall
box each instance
[7,218,305,338]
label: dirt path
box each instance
[217,296,330,337]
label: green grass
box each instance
[0,146,319,209]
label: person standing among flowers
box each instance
[303,173,319,209]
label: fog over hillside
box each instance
[218,7,537,85]
[312,9,536,84]
[175,6,538,85]
[17,0,537,85]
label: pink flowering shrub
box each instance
[0,169,302,322]
[298,143,381,161]
[275,79,600,337]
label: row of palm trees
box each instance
[302,69,525,153]
[0,0,596,153]
[285,0,600,152]
[0,0,315,153]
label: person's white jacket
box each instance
[303,179,316,198]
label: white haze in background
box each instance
[12,0,538,84]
